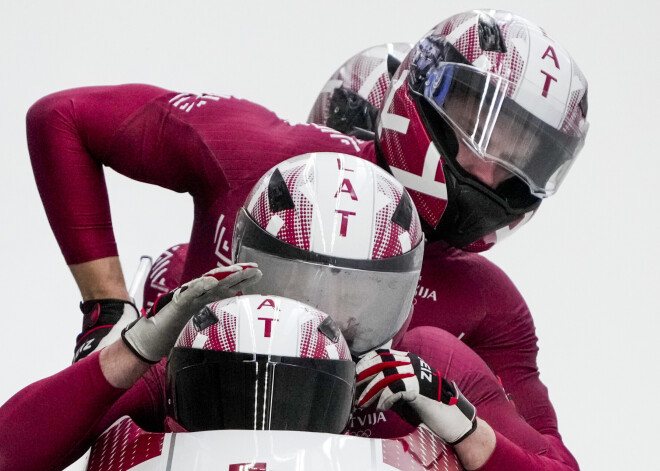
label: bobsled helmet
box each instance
[232,152,424,356]
[166,295,355,433]
[143,243,188,311]
[308,42,412,140]
[377,10,589,251]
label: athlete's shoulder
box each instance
[422,242,523,298]
[146,90,376,162]
[424,242,508,276]
[27,83,171,133]
[158,91,289,134]
[30,83,168,109]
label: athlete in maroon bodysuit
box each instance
[27,84,373,284]
[27,83,554,433]
[145,240,550,436]
[23,10,586,469]
[22,83,578,470]
[27,84,374,361]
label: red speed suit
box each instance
[0,327,577,471]
[19,84,576,470]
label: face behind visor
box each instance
[232,152,424,356]
[418,62,586,198]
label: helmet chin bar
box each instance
[431,163,540,249]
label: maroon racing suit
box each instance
[26,84,373,281]
[0,328,578,471]
[22,85,575,469]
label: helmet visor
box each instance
[233,209,423,356]
[167,348,355,434]
[421,63,587,196]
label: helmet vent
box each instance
[193,306,219,332]
[578,91,588,118]
[268,168,295,212]
[318,316,341,343]
[387,54,402,77]
[391,190,413,230]
[478,13,507,53]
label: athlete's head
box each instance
[142,244,189,311]
[232,152,424,356]
[376,9,589,251]
[308,42,412,140]
[166,295,355,433]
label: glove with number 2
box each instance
[356,349,477,445]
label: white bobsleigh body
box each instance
[85,416,463,471]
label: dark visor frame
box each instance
[167,348,356,434]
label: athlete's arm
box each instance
[408,399,578,471]
[356,340,580,471]
[99,338,151,388]
[26,84,169,300]
[0,350,131,471]
[405,326,580,470]
[0,266,262,471]
[468,257,561,437]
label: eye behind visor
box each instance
[415,62,585,197]
[410,86,539,212]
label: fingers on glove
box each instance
[355,349,413,386]
[356,352,417,409]
[180,265,261,301]
[203,263,258,281]
[379,388,418,411]
[357,371,418,409]
[214,267,262,291]
[192,268,262,307]
[225,268,263,294]
[235,262,258,269]
[177,275,219,301]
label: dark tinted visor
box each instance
[167,348,355,434]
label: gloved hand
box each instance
[355,349,477,445]
[122,263,261,363]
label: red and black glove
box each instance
[356,349,477,445]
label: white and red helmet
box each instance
[377,10,589,251]
[232,152,424,355]
[166,294,354,433]
[142,243,188,311]
[308,43,412,140]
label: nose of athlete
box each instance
[455,141,513,189]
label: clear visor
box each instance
[422,63,587,196]
[233,210,423,356]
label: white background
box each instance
[1,1,658,470]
